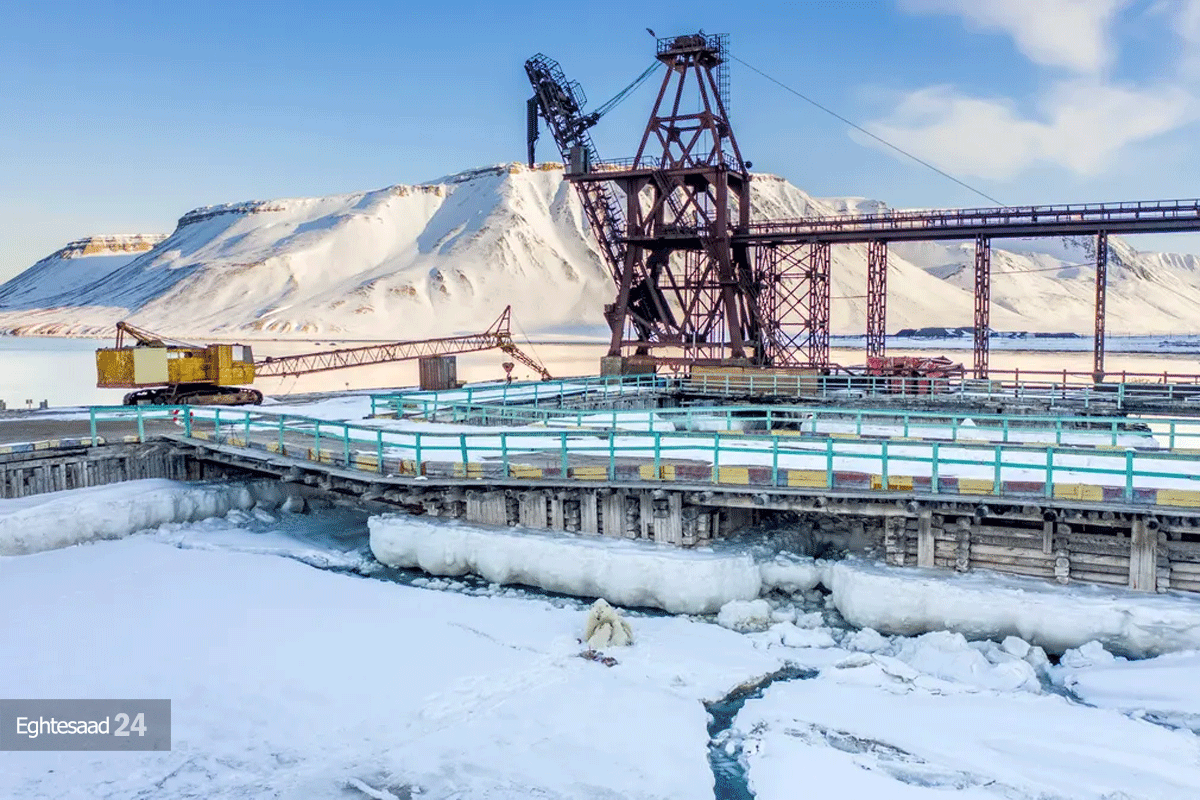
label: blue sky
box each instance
[3,0,1200,280]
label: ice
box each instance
[1054,649,1200,723]
[0,535,784,799]
[8,487,1200,797]
[759,553,824,594]
[844,627,891,653]
[734,661,1200,800]
[772,622,838,648]
[370,514,1200,658]
[889,631,1042,692]
[0,478,291,555]
[1059,640,1120,669]
[827,558,1200,657]
[717,599,774,632]
[368,514,762,614]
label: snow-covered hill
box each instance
[1,165,1198,339]
[0,234,165,314]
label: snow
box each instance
[0,235,163,314]
[733,660,1200,800]
[369,515,762,614]
[0,530,783,800]
[0,478,291,555]
[1052,645,1200,727]
[9,480,1200,796]
[827,557,1200,658]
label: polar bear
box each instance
[583,598,633,649]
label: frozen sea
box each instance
[3,478,1200,798]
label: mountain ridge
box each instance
[0,164,1197,339]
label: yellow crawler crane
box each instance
[96,307,552,406]
[95,322,262,405]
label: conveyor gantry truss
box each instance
[255,305,551,380]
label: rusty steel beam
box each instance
[866,240,888,360]
[973,235,991,379]
[1093,231,1108,381]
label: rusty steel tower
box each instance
[528,33,768,367]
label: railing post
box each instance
[826,437,834,489]
[771,435,779,486]
[184,407,192,438]
[881,440,889,490]
[560,431,568,477]
[244,412,250,442]
[608,430,615,481]
[460,433,470,468]
[214,408,222,441]
[314,419,321,459]
[136,405,145,443]
[414,432,422,468]
[277,416,284,453]
[343,424,350,466]
[376,429,384,473]
[1045,447,1054,499]
[1125,450,1134,503]
[993,445,1002,495]
[1170,422,1177,450]
[712,432,720,483]
[90,408,98,446]
[653,431,661,480]
[931,441,940,493]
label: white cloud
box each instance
[902,0,1129,74]
[1158,0,1200,77]
[863,81,1195,181]
[866,0,1200,181]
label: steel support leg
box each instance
[809,241,831,368]
[760,241,831,368]
[866,240,888,360]
[1093,231,1108,381]
[973,236,991,379]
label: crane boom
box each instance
[254,305,552,380]
[525,55,628,284]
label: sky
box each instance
[3,0,1200,280]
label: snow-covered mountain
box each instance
[2,164,1198,339]
[0,234,166,314]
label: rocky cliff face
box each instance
[0,165,1196,339]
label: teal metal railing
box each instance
[352,400,1200,452]
[82,405,1200,508]
[369,373,668,417]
